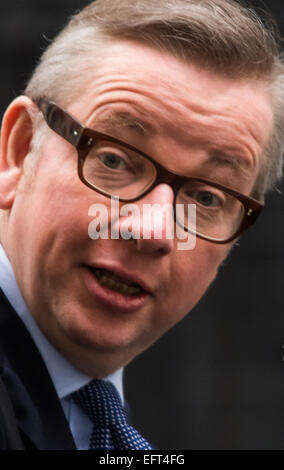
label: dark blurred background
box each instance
[1,0,284,450]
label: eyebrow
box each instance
[208,151,253,181]
[91,110,253,180]
[92,110,152,137]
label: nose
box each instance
[118,184,175,255]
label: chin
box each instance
[58,321,149,377]
[49,297,163,371]
[60,311,144,353]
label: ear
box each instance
[0,96,37,209]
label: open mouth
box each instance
[90,268,145,297]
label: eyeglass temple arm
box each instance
[33,97,84,147]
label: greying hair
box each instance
[25,0,284,199]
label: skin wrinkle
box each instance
[79,55,271,147]
[89,107,253,182]
[68,45,272,193]
[72,96,263,191]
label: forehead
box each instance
[74,40,272,115]
[72,40,272,105]
[69,40,273,186]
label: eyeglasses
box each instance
[34,97,264,244]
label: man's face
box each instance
[5,40,273,376]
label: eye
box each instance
[180,181,226,209]
[99,152,129,171]
[194,190,221,207]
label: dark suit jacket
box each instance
[0,288,76,449]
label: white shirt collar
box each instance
[0,244,124,401]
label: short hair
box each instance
[25,0,284,199]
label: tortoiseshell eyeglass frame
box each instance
[33,97,264,244]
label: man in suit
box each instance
[0,0,283,450]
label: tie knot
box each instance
[71,379,127,428]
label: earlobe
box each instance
[0,167,21,209]
[0,96,36,209]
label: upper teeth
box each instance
[94,270,142,296]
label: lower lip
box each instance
[83,267,150,311]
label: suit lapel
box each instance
[0,288,76,449]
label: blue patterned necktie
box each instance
[71,379,153,450]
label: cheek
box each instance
[10,152,92,275]
[19,143,100,242]
[164,242,228,324]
